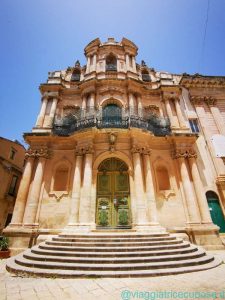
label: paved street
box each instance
[0,251,225,300]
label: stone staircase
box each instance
[6,232,221,278]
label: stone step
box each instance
[23,248,206,264]
[31,244,198,258]
[59,233,169,238]
[14,254,215,271]
[52,236,176,243]
[6,232,221,278]
[45,238,183,247]
[6,256,221,278]
[38,241,190,252]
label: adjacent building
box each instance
[5,38,225,253]
[0,137,25,232]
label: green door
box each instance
[207,192,225,233]
[96,158,131,228]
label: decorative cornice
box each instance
[190,96,217,106]
[25,148,51,159]
[182,77,225,88]
[172,149,197,159]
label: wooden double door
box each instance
[96,158,131,228]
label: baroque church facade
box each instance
[5,37,225,253]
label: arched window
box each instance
[156,166,170,190]
[106,54,117,71]
[53,164,69,191]
[71,69,81,81]
[141,69,151,82]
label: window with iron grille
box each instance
[189,119,200,133]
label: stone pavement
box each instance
[0,251,225,300]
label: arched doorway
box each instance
[96,157,131,229]
[206,191,225,233]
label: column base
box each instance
[3,227,39,256]
[5,222,23,229]
[23,223,39,229]
[185,224,224,250]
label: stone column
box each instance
[164,97,176,128]
[10,155,35,226]
[189,156,213,224]
[86,56,90,73]
[137,96,143,118]
[205,98,225,136]
[129,172,137,226]
[132,146,149,229]
[93,54,97,71]
[132,56,137,73]
[143,149,159,225]
[23,150,49,227]
[129,93,134,115]
[175,151,201,224]
[174,98,186,128]
[79,145,93,229]
[81,95,86,118]
[35,97,48,127]
[47,97,58,128]
[125,54,130,71]
[68,153,83,226]
[89,93,95,115]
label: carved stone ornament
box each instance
[190,96,217,106]
[172,149,197,159]
[108,132,117,152]
[144,105,160,117]
[25,148,51,159]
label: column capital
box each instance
[42,91,59,99]
[204,96,217,106]
[131,145,142,154]
[25,147,51,159]
[190,95,217,106]
[75,147,84,156]
[172,149,197,159]
[190,96,203,106]
[75,144,94,155]
[131,145,151,155]
[142,147,151,155]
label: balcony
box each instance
[53,110,171,137]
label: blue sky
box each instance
[0,0,225,145]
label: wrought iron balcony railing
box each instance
[105,64,117,71]
[53,111,171,137]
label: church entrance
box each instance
[96,158,131,229]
